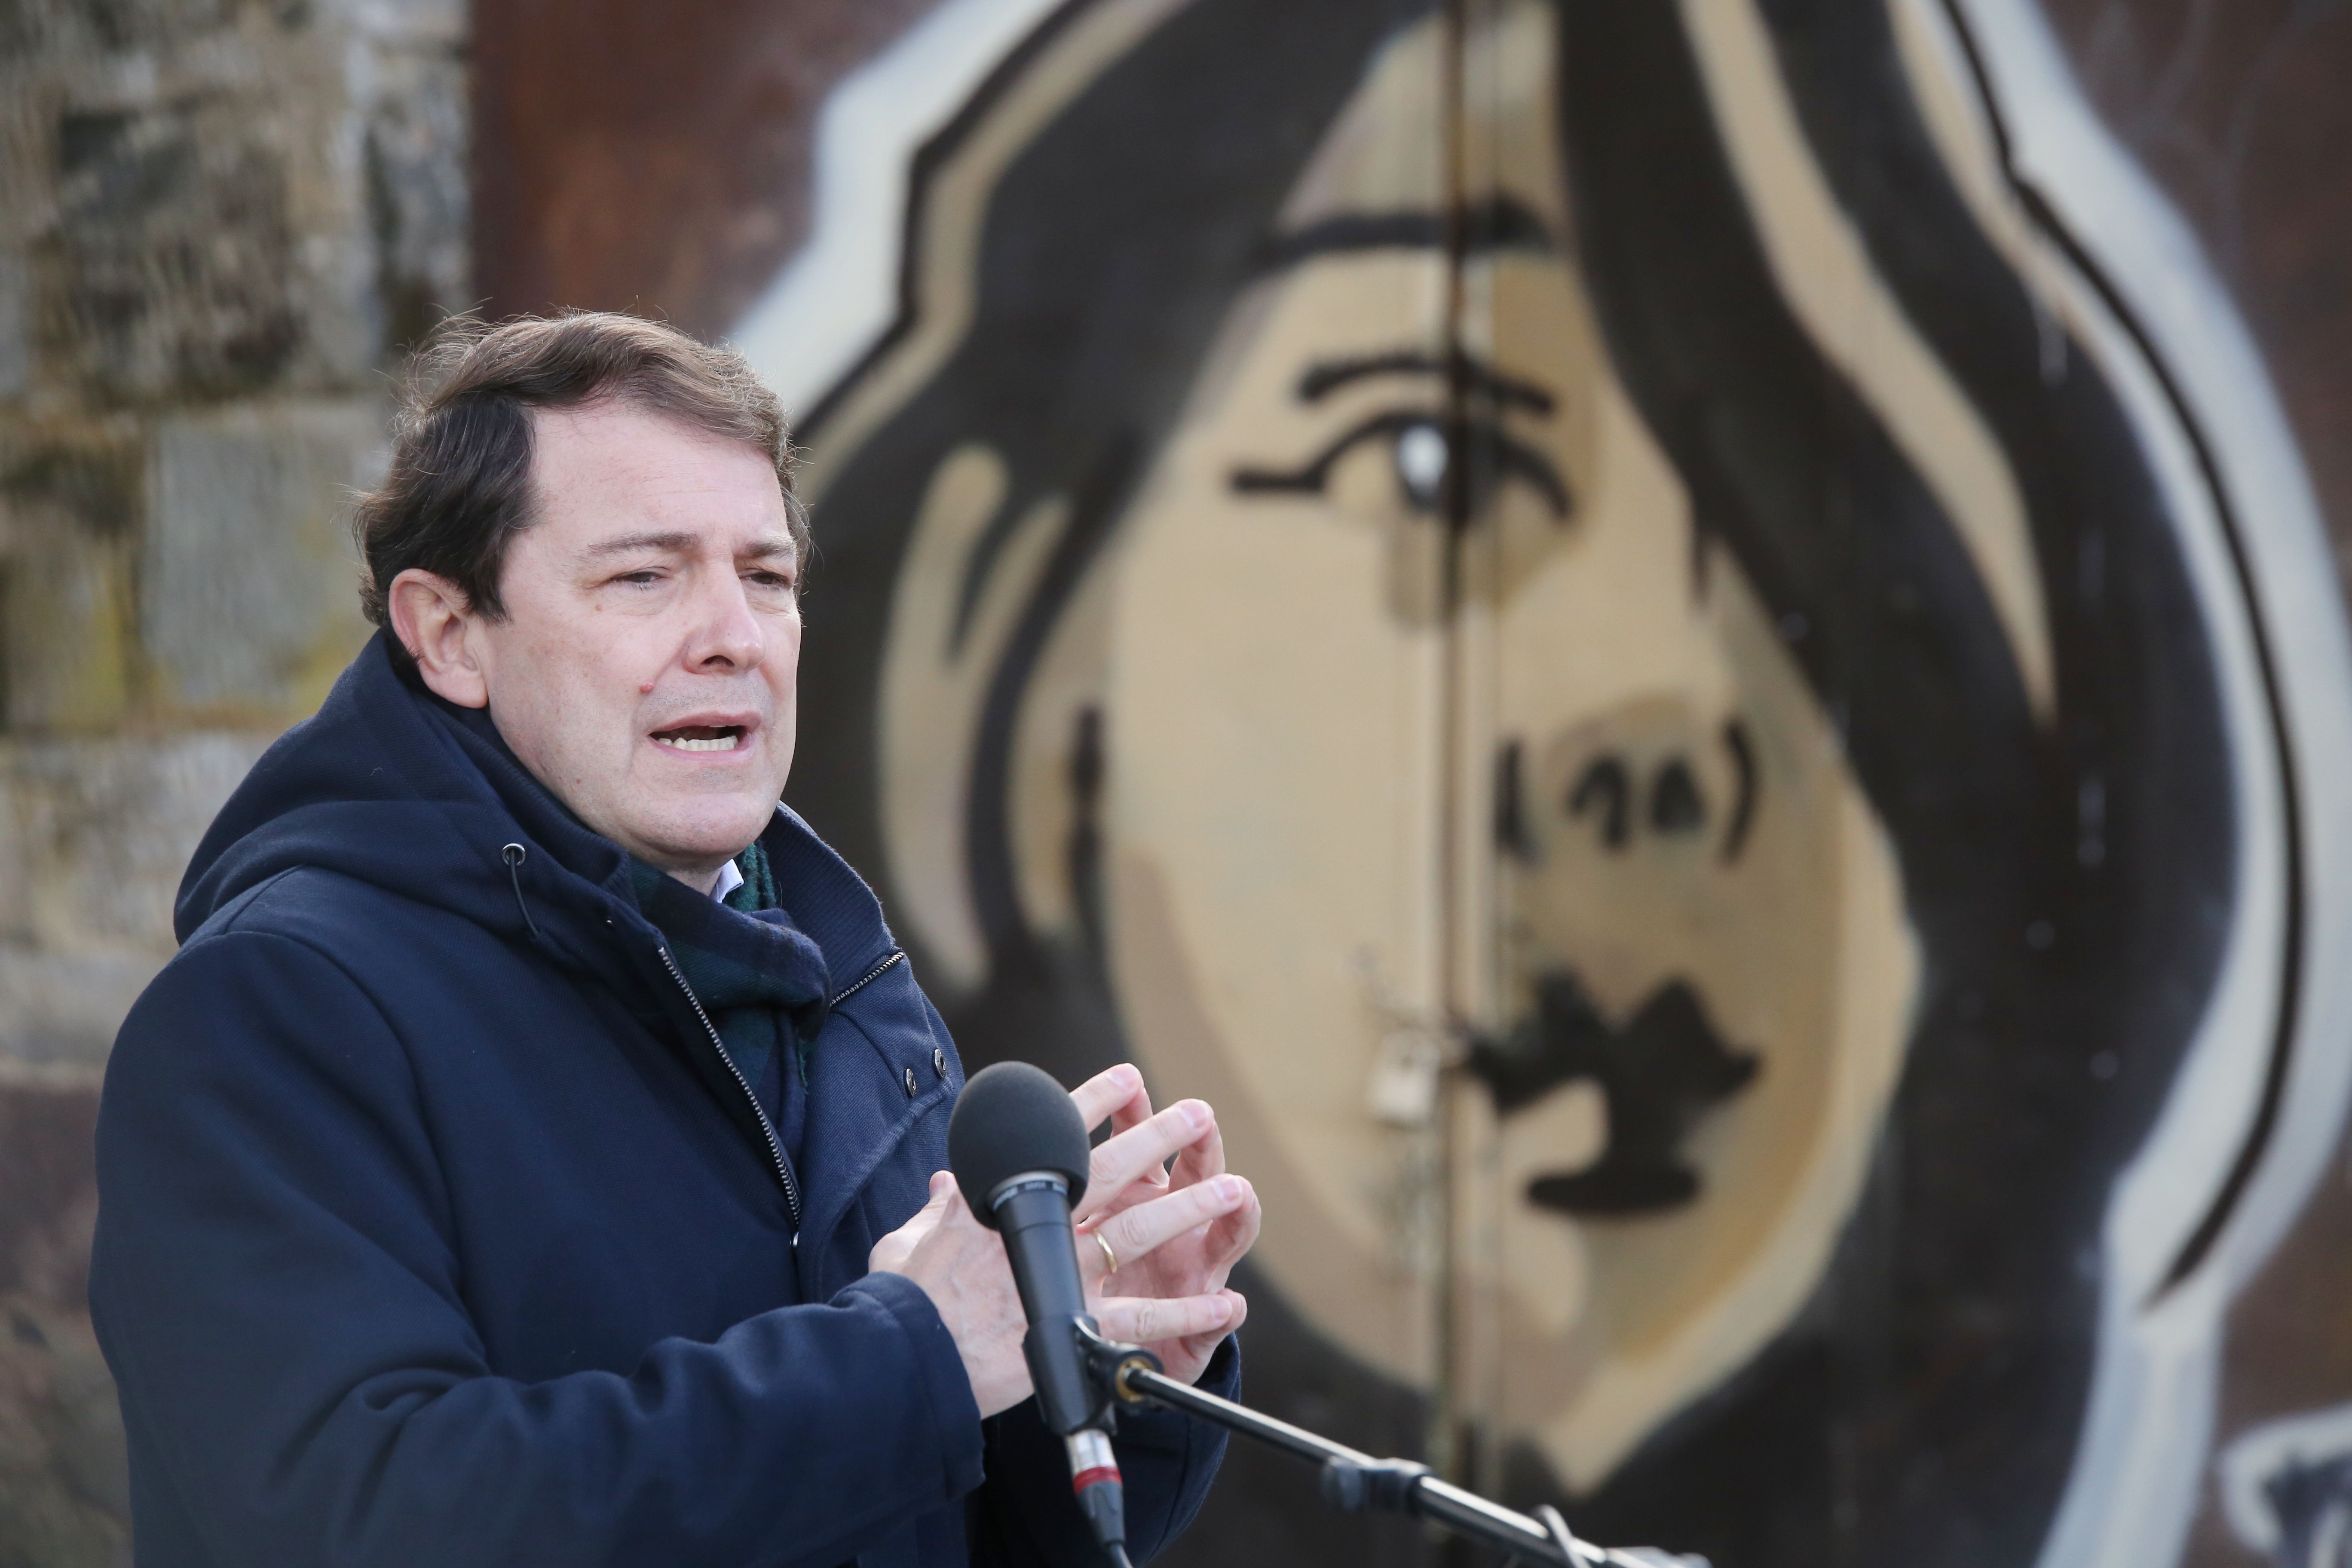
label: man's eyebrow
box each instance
[1297,349,1556,413]
[583,530,698,559]
[1251,196,1556,274]
[582,531,799,562]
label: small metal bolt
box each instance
[932,1047,946,1078]
[903,1066,918,1097]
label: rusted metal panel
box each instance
[471,0,949,337]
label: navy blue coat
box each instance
[89,634,1231,1568]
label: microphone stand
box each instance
[1076,1328,1700,1568]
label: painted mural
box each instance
[731,1,2352,1565]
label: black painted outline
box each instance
[793,0,1103,446]
[1933,0,2307,1304]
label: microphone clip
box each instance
[1070,1319,1162,1433]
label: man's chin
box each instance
[624,802,780,874]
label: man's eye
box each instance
[615,570,664,586]
[1229,409,1573,521]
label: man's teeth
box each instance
[656,733,741,752]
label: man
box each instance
[88,312,1259,1567]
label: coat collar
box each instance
[183,634,939,1243]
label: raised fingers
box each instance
[1169,1108,1226,1191]
[1185,1289,1248,1348]
[1199,1176,1260,1274]
[1069,1063,1150,1133]
[1078,1099,1216,1219]
[1095,1289,1239,1348]
[1087,1173,1253,1283]
[1170,1290,1248,1381]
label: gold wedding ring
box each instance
[1090,1226,1120,1275]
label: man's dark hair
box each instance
[352,311,809,637]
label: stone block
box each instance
[0,431,143,735]
[41,95,302,404]
[0,729,277,1069]
[142,401,379,717]
[0,1075,128,1568]
[0,533,133,739]
[7,0,471,406]
[0,948,162,1075]
[0,436,137,541]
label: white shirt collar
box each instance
[711,857,746,904]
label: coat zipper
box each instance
[829,950,905,1008]
[657,943,803,1231]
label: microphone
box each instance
[948,1062,1128,1561]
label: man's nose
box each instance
[683,571,764,672]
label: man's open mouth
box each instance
[651,725,747,754]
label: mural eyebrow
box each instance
[1297,349,1556,413]
[1251,196,1556,273]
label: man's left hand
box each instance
[1067,1064,1261,1385]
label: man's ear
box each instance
[386,569,490,708]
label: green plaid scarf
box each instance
[629,840,830,1152]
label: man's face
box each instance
[471,400,800,879]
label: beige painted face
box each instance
[1077,3,1917,1486]
[858,0,1991,1491]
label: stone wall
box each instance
[0,1,468,1559]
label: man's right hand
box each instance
[868,1172,1037,1417]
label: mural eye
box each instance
[1720,717,1759,864]
[1650,758,1706,834]
[1229,408,1572,522]
[1394,420,1449,510]
[1568,755,1632,849]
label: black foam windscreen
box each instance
[948,1061,1092,1225]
